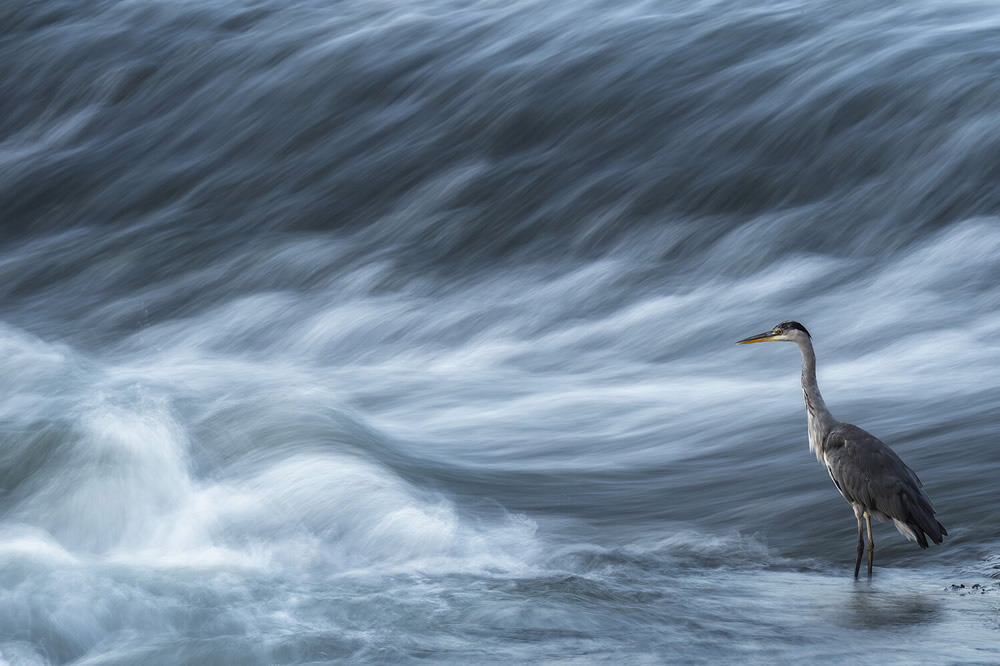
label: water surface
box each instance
[2,0,1000,663]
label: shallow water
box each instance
[2,0,1000,663]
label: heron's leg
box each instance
[854,512,864,579]
[864,511,874,578]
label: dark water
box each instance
[2,0,1000,663]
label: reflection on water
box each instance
[842,585,942,629]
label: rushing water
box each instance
[2,0,1000,663]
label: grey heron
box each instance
[737,321,946,578]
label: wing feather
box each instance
[823,424,946,548]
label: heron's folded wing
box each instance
[823,424,945,547]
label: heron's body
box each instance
[738,321,946,578]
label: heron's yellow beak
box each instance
[736,331,779,344]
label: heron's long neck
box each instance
[798,338,837,460]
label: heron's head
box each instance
[736,320,811,345]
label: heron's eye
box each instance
[774,329,782,335]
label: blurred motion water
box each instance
[2,0,1000,663]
